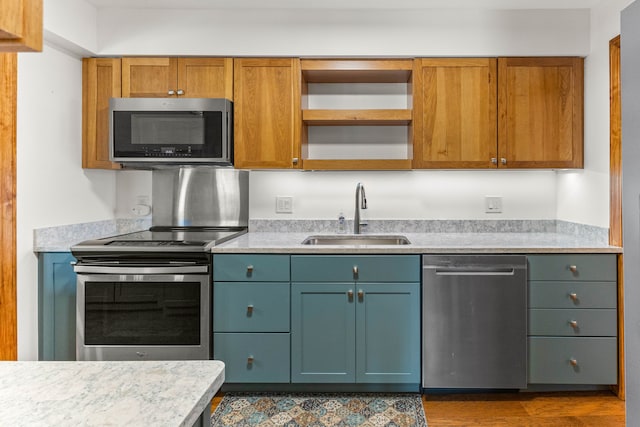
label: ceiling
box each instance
[85,0,602,10]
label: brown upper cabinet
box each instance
[82,58,122,170]
[498,57,583,168]
[413,58,498,168]
[121,57,233,99]
[301,59,414,170]
[413,56,583,169]
[233,58,301,169]
[83,57,233,169]
[0,0,42,52]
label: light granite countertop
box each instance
[0,360,224,427]
[212,231,622,254]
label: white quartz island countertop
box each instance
[212,232,622,254]
[0,360,224,427]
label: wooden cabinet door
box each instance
[122,57,233,98]
[291,283,356,383]
[177,57,233,99]
[121,57,177,98]
[82,58,121,169]
[413,58,497,168]
[498,57,584,168]
[233,58,301,169]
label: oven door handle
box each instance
[73,264,209,275]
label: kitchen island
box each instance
[0,360,224,427]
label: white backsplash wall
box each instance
[249,170,557,221]
[115,169,557,222]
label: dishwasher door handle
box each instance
[431,268,516,276]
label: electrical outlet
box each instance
[276,196,293,213]
[485,196,503,213]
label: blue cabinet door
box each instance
[356,283,421,383]
[38,252,77,361]
[291,283,356,383]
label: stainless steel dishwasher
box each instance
[422,255,527,389]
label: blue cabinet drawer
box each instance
[214,333,290,383]
[528,254,616,282]
[213,282,290,332]
[214,254,290,282]
[528,337,617,384]
[291,255,420,283]
[528,309,617,336]
[529,281,617,309]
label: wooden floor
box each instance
[423,391,625,426]
[212,390,625,426]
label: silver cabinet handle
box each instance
[247,355,254,364]
[167,90,175,96]
[358,289,364,301]
[569,320,578,329]
[569,358,578,367]
[247,265,254,274]
[491,157,497,165]
[353,265,358,277]
[292,158,299,165]
[568,265,578,273]
[247,304,254,315]
[569,292,578,301]
[347,289,354,301]
[501,158,507,165]
[176,89,184,96]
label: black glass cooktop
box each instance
[71,227,247,256]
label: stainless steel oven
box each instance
[72,167,249,361]
[75,261,211,361]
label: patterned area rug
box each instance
[210,393,427,427]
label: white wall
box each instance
[556,0,634,228]
[96,8,588,56]
[249,170,556,220]
[16,44,117,360]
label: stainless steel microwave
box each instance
[109,97,233,165]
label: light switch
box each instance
[276,196,293,213]
[485,196,503,213]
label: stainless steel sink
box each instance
[301,235,411,245]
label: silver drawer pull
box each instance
[569,358,578,367]
[247,355,254,364]
[569,320,578,329]
[569,292,578,301]
[358,289,364,300]
[347,289,354,300]
[247,304,254,315]
[568,265,578,273]
[353,265,358,276]
[247,265,254,274]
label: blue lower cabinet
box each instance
[291,281,421,384]
[38,252,77,361]
[356,283,421,383]
[291,283,357,383]
[214,333,290,383]
[528,337,617,384]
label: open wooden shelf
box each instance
[302,109,412,125]
[300,58,414,170]
[302,159,412,170]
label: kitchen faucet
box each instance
[354,182,367,234]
